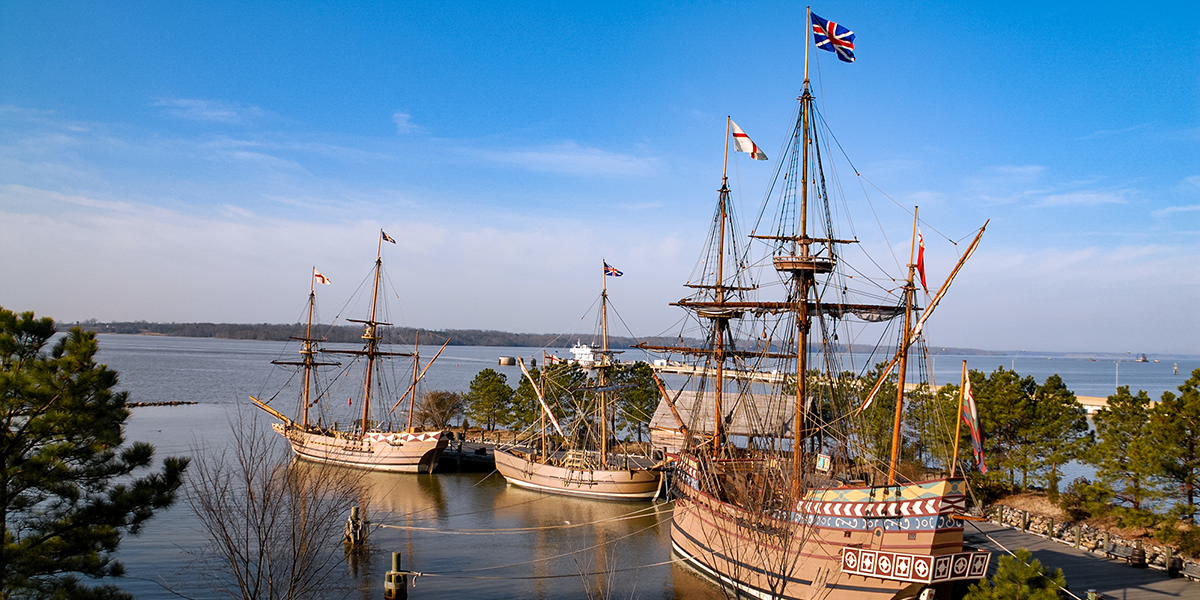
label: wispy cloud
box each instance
[153,98,269,123]
[392,112,418,134]
[1038,190,1129,207]
[1076,123,1152,140]
[476,141,657,177]
[1152,204,1200,218]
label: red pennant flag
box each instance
[916,231,927,291]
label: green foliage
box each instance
[1030,375,1091,498]
[463,368,513,431]
[964,548,1067,600]
[612,362,657,444]
[1057,477,1112,522]
[1150,369,1200,522]
[509,367,544,432]
[1089,386,1160,511]
[0,308,189,599]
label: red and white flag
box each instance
[916,231,927,291]
[313,268,331,285]
[730,119,768,161]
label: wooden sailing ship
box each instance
[642,11,991,599]
[494,262,662,500]
[251,231,450,474]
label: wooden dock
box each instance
[967,521,1200,598]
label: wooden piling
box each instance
[384,551,408,600]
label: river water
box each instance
[96,334,1197,598]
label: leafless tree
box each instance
[184,413,363,600]
[413,390,464,429]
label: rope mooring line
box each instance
[374,502,666,535]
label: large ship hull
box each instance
[273,423,449,474]
[670,455,989,600]
[495,448,661,501]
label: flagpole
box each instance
[723,116,731,182]
[950,360,966,478]
[804,6,811,85]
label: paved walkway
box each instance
[967,522,1200,599]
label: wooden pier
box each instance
[967,521,1200,598]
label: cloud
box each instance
[1037,190,1128,207]
[1152,204,1200,218]
[1076,123,1152,140]
[153,98,269,123]
[476,141,657,177]
[392,112,418,134]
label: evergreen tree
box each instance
[463,368,513,432]
[1090,386,1160,511]
[509,367,543,431]
[1151,369,1200,521]
[612,362,657,445]
[1030,375,1091,498]
[972,367,1039,489]
[964,548,1067,600]
[0,308,188,599]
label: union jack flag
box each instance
[811,13,856,63]
[603,261,623,277]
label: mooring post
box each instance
[384,551,408,600]
[344,506,365,548]
[1074,525,1082,549]
[1047,517,1054,540]
[1021,511,1029,532]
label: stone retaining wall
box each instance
[986,505,1198,578]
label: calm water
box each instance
[98,335,718,600]
[96,335,1197,598]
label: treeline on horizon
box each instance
[62,320,1007,354]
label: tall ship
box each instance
[252,231,450,473]
[494,262,662,500]
[641,11,991,599]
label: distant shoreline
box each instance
[62,321,1197,359]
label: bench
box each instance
[1183,560,1200,581]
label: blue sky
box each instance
[1,1,1197,354]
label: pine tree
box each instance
[463,368,513,432]
[1091,386,1159,511]
[612,362,657,445]
[1030,375,1091,499]
[1151,369,1200,521]
[964,548,1067,600]
[0,308,188,599]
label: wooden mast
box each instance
[361,230,386,433]
[711,118,732,455]
[600,259,610,466]
[792,5,814,493]
[950,359,967,478]
[301,271,317,429]
[407,331,419,431]
[887,208,920,485]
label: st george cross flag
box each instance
[381,230,396,244]
[604,262,623,277]
[313,268,331,285]
[811,13,856,63]
[730,120,768,161]
[961,376,988,474]
[916,231,927,291]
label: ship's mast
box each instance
[600,259,610,466]
[407,331,419,431]
[361,232,386,433]
[887,209,920,485]
[301,277,317,428]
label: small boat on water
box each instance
[251,231,451,473]
[640,10,990,598]
[1136,353,1149,363]
[495,261,662,500]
